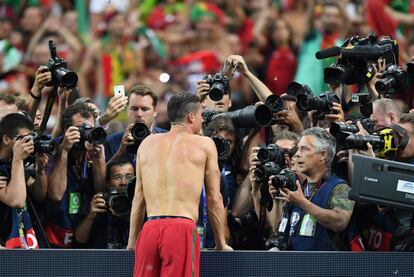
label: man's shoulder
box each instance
[154,127,168,134]
[106,131,123,143]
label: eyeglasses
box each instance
[111,174,134,182]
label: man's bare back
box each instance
[138,130,217,222]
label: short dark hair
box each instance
[205,116,236,137]
[0,93,17,105]
[61,103,96,132]
[273,130,300,144]
[0,113,34,146]
[106,156,135,181]
[167,93,200,123]
[128,85,158,107]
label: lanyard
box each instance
[17,209,28,249]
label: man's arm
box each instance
[27,153,49,202]
[226,55,273,102]
[127,151,146,250]
[0,136,34,208]
[204,138,232,250]
[75,193,107,244]
[86,143,106,193]
[47,127,80,201]
[280,181,352,232]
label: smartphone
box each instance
[113,85,125,97]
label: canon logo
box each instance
[364,176,378,182]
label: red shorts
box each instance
[134,217,200,277]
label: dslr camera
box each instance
[127,122,151,154]
[211,136,231,161]
[72,124,107,151]
[102,190,131,215]
[271,168,298,191]
[203,72,230,101]
[47,40,78,88]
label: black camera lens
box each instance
[330,122,359,136]
[375,77,394,94]
[127,122,150,154]
[85,127,107,144]
[55,68,78,88]
[209,82,225,101]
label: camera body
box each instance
[271,168,297,191]
[102,191,131,215]
[46,40,78,88]
[31,133,56,154]
[127,122,151,154]
[323,33,398,85]
[297,91,340,120]
[375,65,408,95]
[211,136,231,161]
[72,124,107,151]
[203,72,230,101]
[257,144,286,164]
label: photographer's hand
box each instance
[13,136,34,161]
[85,142,105,160]
[35,153,49,173]
[325,102,345,123]
[225,55,249,76]
[196,79,210,103]
[279,180,306,207]
[275,109,304,133]
[60,126,80,152]
[0,176,8,190]
[31,66,52,97]
[88,193,107,219]
[366,58,386,101]
[99,95,128,126]
[117,123,135,157]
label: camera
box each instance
[271,168,297,191]
[203,72,230,101]
[254,162,283,184]
[102,190,131,215]
[317,33,399,85]
[202,104,273,129]
[73,124,107,151]
[297,91,340,120]
[227,209,258,232]
[330,122,359,136]
[257,144,286,165]
[341,128,398,158]
[47,40,78,88]
[31,133,56,154]
[127,122,151,154]
[212,136,231,161]
[375,65,408,95]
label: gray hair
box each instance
[373,98,402,117]
[301,127,336,169]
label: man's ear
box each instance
[2,135,11,147]
[153,106,158,117]
[320,150,328,162]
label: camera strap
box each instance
[39,85,58,134]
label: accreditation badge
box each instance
[299,214,316,237]
[69,192,81,215]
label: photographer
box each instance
[249,131,299,234]
[105,85,167,162]
[351,113,414,251]
[371,98,401,130]
[0,113,49,249]
[44,103,106,248]
[273,128,356,251]
[75,157,134,248]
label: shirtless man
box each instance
[128,93,232,277]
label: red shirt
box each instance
[265,48,297,96]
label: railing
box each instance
[1,250,413,277]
